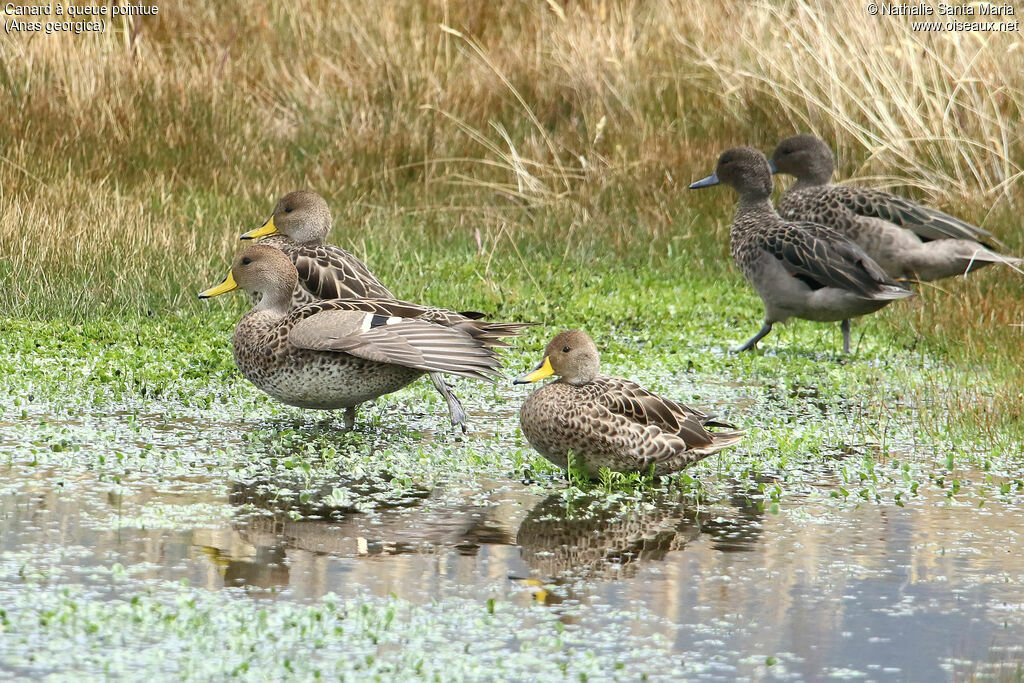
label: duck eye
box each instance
[562,345,571,353]
[242,257,252,265]
[284,207,293,213]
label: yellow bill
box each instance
[198,271,239,298]
[240,217,278,240]
[516,577,550,605]
[513,356,554,384]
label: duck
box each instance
[689,146,915,354]
[240,190,394,303]
[769,134,1021,281]
[239,190,498,430]
[199,244,527,430]
[513,330,744,479]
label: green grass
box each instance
[4,258,1021,480]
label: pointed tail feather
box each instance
[961,251,1022,266]
[456,321,535,348]
[872,284,916,301]
[688,429,746,458]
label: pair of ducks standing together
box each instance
[200,135,1019,479]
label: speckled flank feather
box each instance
[771,135,1021,282]
[233,300,508,411]
[233,307,423,411]
[516,330,744,479]
[690,146,913,353]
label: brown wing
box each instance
[291,244,395,300]
[589,376,716,449]
[830,185,1000,248]
[570,402,739,472]
[571,401,690,463]
[287,306,502,382]
[290,297,529,349]
[759,220,909,296]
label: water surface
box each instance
[2,412,1022,680]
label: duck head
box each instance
[199,244,298,312]
[689,146,775,201]
[769,134,835,186]
[240,190,332,245]
[514,329,600,387]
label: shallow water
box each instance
[2,406,1023,680]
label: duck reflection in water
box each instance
[193,477,533,592]
[512,489,765,605]
[191,475,767,601]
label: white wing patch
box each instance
[360,313,406,332]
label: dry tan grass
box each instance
[685,1,1024,198]
[1,1,1021,337]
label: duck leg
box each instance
[840,319,851,354]
[429,372,468,433]
[734,322,773,352]
[344,407,357,431]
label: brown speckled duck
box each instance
[240,191,392,303]
[513,330,744,479]
[199,245,526,430]
[770,135,1021,281]
[690,146,914,353]
[239,190,506,430]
